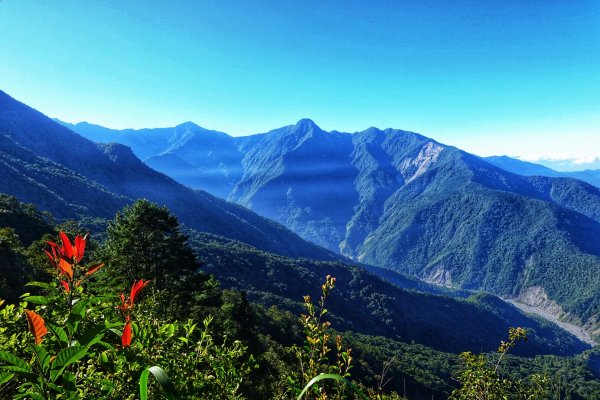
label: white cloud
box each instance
[520,153,600,165]
[516,153,600,172]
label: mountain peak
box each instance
[176,121,202,130]
[294,118,320,130]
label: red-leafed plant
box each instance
[118,278,151,347]
[0,231,148,398]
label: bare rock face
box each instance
[400,141,444,183]
[517,286,565,319]
[422,265,453,287]
[584,314,600,342]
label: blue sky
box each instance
[1,0,599,170]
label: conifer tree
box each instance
[99,199,220,318]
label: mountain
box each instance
[3,196,599,399]
[57,119,243,198]
[486,155,600,188]
[0,91,338,261]
[187,231,590,356]
[66,119,600,338]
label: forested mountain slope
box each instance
[66,118,600,337]
[0,91,338,261]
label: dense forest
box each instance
[1,195,599,399]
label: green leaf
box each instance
[296,373,369,400]
[62,371,77,392]
[0,371,14,386]
[70,299,87,318]
[0,351,30,370]
[22,295,49,305]
[66,300,87,336]
[139,366,179,400]
[45,381,64,394]
[31,344,51,374]
[0,366,38,381]
[159,323,176,338]
[77,325,105,347]
[15,392,45,400]
[25,281,54,289]
[54,345,87,368]
[47,323,69,344]
[100,378,115,392]
[97,341,116,351]
[51,346,87,382]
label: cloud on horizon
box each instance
[517,153,600,171]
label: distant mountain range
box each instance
[0,91,337,261]
[485,155,600,188]
[61,118,600,339]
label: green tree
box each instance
[0,228,32,301]
[98,199,219,318]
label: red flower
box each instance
[121,316,132,347]
[72,233,86,264]
[47,231,87,262]
[118,279,150,348]
[129,279,150,307]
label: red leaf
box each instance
[60,280,70,293]
[121,320,132,347]
[59,231,73,259]
[129,279,150,307]
[118,293,128,310]
[25,310,48,345]
[47,241,64,258]
[74,234,87,263]
[85,262,104,276]
[43,250,56,268]
[57,258,74,280]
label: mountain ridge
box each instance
[485,155,600,188]
[63,117,600,338]
[0,90,339,262]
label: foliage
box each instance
[284,275,411,400]
[97,199,221,319]
[450,328,549,400]
[0,198,599,399]
[0,231,255,399]
[289,275,354,399]
[190,231,589,357]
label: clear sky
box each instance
[1,0,599,170]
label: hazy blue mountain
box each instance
[229,119,359,251]
[486,155,600,188]
[57,119,243,197]
[0,90,338,261]
[66,118,600,337]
